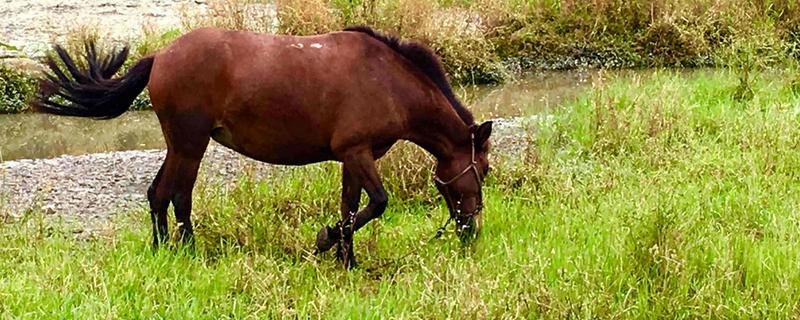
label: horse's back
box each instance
[148,28,428,164]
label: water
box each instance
[0,70,598,161]
[466,70,595,119]
[0,112,165,161]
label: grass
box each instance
[0,64,36,114]
[3,68,800,318]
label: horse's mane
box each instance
[344,26,475,126]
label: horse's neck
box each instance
[406,109,469,162]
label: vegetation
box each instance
[2,0,800,113]
[0,64,36,114]
[3,69,800,318]
[189,0,800,80]
[4,1,800,317]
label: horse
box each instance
[32,26,493,268]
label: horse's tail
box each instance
[31,41,154,119]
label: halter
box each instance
[433,133,484,227]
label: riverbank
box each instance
[0,0,200,58]
[3,0,800,113]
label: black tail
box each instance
[32,41,154,119]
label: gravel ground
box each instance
[0,145,276,231]
[1,0,203,58]
[0,117,537,231]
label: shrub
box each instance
[0,64,36,114]
[273,0,508,83]
[275,0,342,35]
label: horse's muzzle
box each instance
[455,210,482,245]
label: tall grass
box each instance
[73,0,800,83]
[265,0,800,74]
[3,69,800,318]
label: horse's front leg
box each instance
[316,150,388,269]
[333,166,363,268]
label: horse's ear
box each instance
[473,121,493,148]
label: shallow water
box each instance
[466,70,595,118]
[0,112,165,161]
[0,70,599,161]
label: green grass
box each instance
[4,69,800,318]
[0,64,36,114]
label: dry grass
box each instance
[34,0,800,84]
[181,0,278,33]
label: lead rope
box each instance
[336,173,455,270]
[369,134,473,269]
[433,215,453,239]
[369,132,480,270]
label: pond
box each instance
[0,70,598,161]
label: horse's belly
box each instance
[211,126,334,165]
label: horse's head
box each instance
[434,121,493,244]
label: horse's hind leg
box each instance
[170,151,205,244]
[149,150,206,248]
[148,163,169,248]
[149,114,211,248]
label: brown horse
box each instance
[32,26,492,268]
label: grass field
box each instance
[3,69,800,318]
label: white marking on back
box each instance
[310,43,323,49]
[290,43,304,49]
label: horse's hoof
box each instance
[178,235,196,254]
[151,237,165,253]
[315,226,337,253]
[335,244,359,270]
[180,230,195,245]
[345,258,359,270]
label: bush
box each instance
[0,64,36,114]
